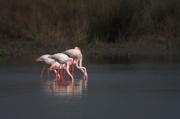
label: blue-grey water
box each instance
[0,64,180,119]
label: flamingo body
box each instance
[50,53,70,64]
[43,58,56,65]
[64,49,82,59]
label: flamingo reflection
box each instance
[43,79,88,96]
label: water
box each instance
[0,64,180,119]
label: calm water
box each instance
[0,64,180,119]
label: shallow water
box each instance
[0,64,180,119]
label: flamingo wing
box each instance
[64,49,78,58]
[44,58,56,65]
[51,53,69,64]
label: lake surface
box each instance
[0,64,180,119]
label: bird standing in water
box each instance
[49,53,74,83]
[64,47,88,80]
[36,54,61,80]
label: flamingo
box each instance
[63,47,88,80]
[36,55,60,80]
[49,53,74,83]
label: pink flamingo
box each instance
[64,47,88,80]
[49,53,74,83]
[36,55,60,80]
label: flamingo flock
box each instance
[36,47,88,83]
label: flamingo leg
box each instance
[72,59,76,78]
[66,63,74,83]
[60,69,64,82]
[55,69,58,81]
[47,68,51,80]
[63,68,66,80]
[40,65,46,80]
[57,68,60,80]
[61,68,64,81]
[71,61,75,79]
[60,69,62,80]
